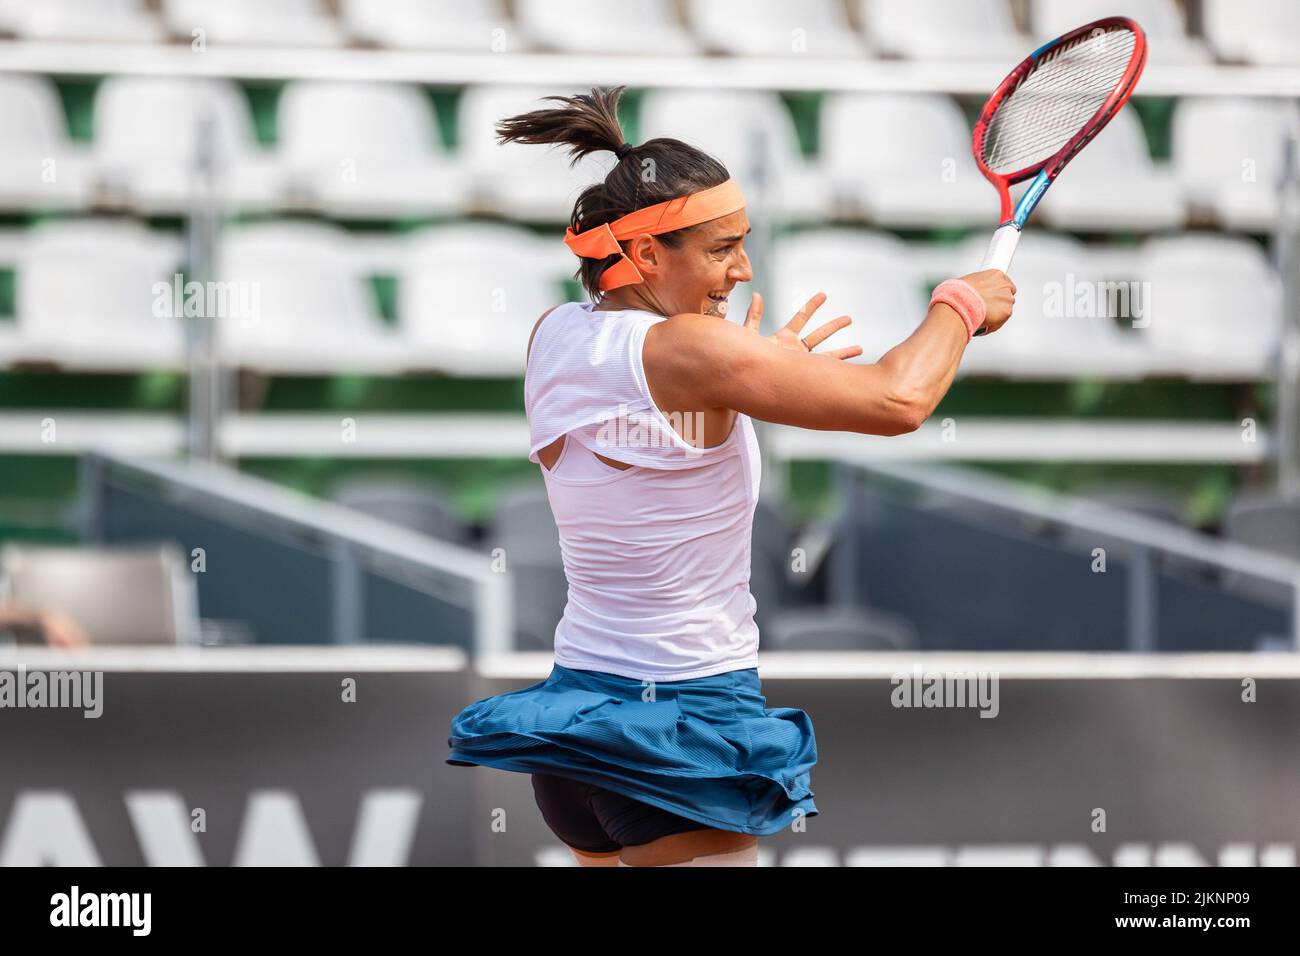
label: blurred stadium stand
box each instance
[0,0,1298,655]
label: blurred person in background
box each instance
[0,598,90,647]
[447,87,1015,866]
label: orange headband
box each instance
[563,178,746,292]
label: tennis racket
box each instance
[971,15,1148,329]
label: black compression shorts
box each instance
[531,772,712,853]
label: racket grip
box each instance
[979,223,1022,274]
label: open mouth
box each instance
[706,291,730,314]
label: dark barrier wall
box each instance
[0,651,476,865]
[471,665,1300,865]
[3,652,1297,866]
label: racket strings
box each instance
[982,27,1137,175]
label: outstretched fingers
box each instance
[802,313,854,351]
[783,292,827,336]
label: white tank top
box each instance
[525,301,762,682]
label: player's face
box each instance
[663,210,753,319]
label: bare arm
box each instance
[645,272,1015,437]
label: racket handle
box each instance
[979,223,1022,274]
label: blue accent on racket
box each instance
[1013,170,1052,228]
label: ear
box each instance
[623,234,661,278]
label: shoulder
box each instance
[642,313,755,408]
[526,305,562,363]
[643,312,755,370]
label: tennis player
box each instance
[448,87,1016,867]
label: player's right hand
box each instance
[960,269,1016,335]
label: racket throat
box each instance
[1011,169,1053,228]
[981,169,1051,273]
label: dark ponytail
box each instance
[495,86,730,302]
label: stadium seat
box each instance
[1173,97,1298,232]
[0,73,92,210]
[277,81,467,218]
[162,0,345,47]
[2,0,164,42]
[92,76,280,214]
[1224,491,1300,561]
[516,0,697,55]
[340,0,514,51]
[1031,0,1211,64]
[857,0,1028,62]
[953,232,1149,379]
[685,0,864,57]
[329,475,471,545]
[15,218,186,370]
[1035,109,1186,231]
[770,228,931,364]
[1136,233,1281,380]
[750,497,801,633]
[505,553,568,651]
[764,605,920,651]
[489,483,560,555]
[1217,489,1300,611]
[0,543,200,645]
[398,222,566,377]
[458,85,617,222]
[217,220,406,372]
[820,93,992,226]
[639,88,833,222]
[1203,0,1300,66]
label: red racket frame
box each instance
[972,15,1149,226]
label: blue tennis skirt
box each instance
[447,662,818,836]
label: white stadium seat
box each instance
[820,93,992,227]
[639,88,833,223]
[458,85,616,222]
[1036,109,1186,231]
[277,81,468,219]
[0,74,93,210]
[685,0,864,58]
[1136,234,1281,380]
[858,0,1028,62]
[1203,0,1300,66]
[2,0,164,42]
[953,232,1148,379]
[15,219,185,369]
[217,221,405,372]
[516,0,697,55]
[340,0,514,52]
[163,0,344,47]
[398,222,565,377]
[1031,0,1210,65]
[771,229,930,364]
[1173,97,1298,232]
[92,77,281,214]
